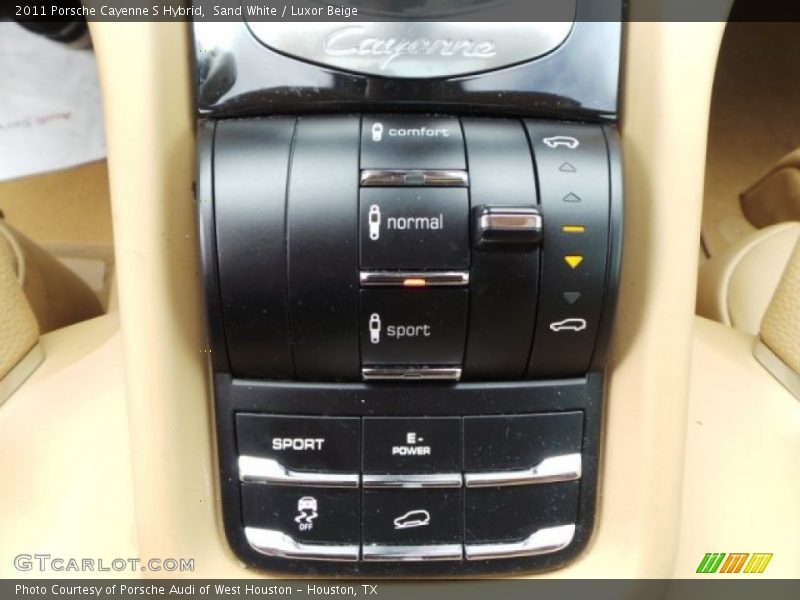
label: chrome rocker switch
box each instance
[465,524,576,561]
[473,205,543,248]
[245,528,359,562]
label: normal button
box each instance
[361,115,465,169]
[360,187,469,270]
[236,414,360,473]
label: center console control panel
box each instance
[197,114,622,575]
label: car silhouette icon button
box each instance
[543,135,580,149]
[549,318,588,332]
[363,489,461,546]
[393,509,431,530]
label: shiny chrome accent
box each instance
[362,367,462,381]
[362,543,463,562]
[360,169,469,187]
[359,271,469,287]
[465,524,575,560]
[362,473,462,489]
[479,210,543,235]
[238,456,359,488]
[464,453,581,488]
[245,18,576,79]
[244,527,359,562]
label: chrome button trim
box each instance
[244,527,359,562]
[359,271,469,287]
[465,524,576,560]
[479,211,543,234]
[238,456,360,488]
[464,453,582,488]
[362,473,462,489]
[362,367,462,381]
[362,544,463,562]
[475,205,544,247]
[360,169,469,187]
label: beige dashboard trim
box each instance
[89,23,233,575]
[673,318,800,577]
[84,21,727,577]
[0,315,136,577]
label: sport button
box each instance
[235,414,360,472]
[363,417,460,474]
[360,289,468,366]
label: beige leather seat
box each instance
[699,146,800,334]
[698,221,800,335]
[0,221,104,402]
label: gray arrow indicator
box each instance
[563,192,581,203]
[563,292,582,304]
[559,162,577,173]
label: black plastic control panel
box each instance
[203,115,620,383]
[197,114,623,575]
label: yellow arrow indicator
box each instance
[564,255,584,269]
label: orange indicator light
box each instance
[403,278,427,288]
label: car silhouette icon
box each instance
[297,496,317,512]
[393,509,431,530]
[543,135,580,149]
[549,318,587,332]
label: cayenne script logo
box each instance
[323,26,498,69]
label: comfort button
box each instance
[363,417,461,474]
[360,289,468,366]
[361,115,465,169]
